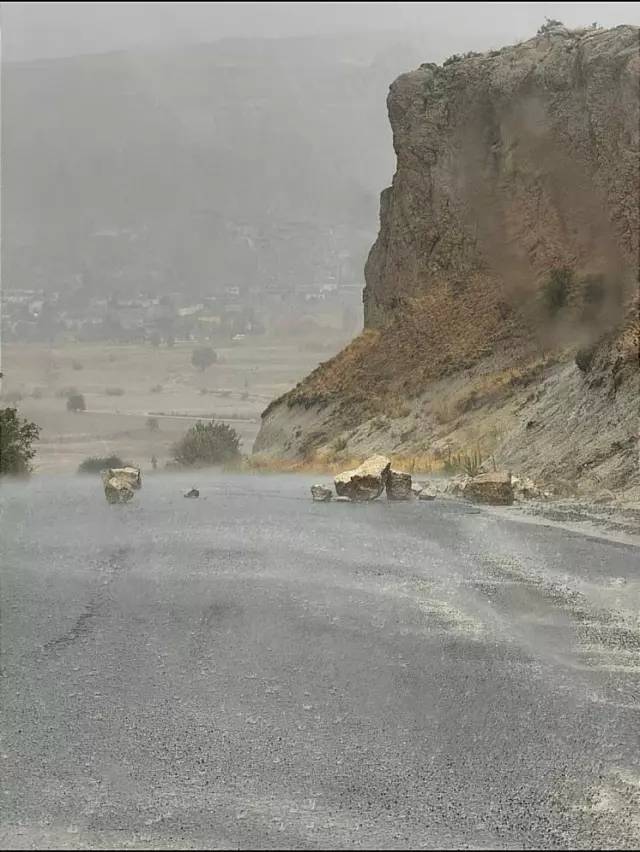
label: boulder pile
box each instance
[311,455,431,504]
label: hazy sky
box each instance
[3,2,640,61]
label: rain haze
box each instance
[1,3,640,850]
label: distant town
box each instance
[2,277,362,345]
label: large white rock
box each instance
[334,455,391,502]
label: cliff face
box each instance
[254,26,639,497]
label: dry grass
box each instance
[270,276,523,424]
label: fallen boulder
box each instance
[184,488,200,498]
[462,472,514,506]
[107,466,142,490]
[386,470,412,501]
[411,482,424,497]
[311,484,333,502]
[511,476,545,501]
[334,455,391,502]
[103,475,135,504]
[102,465,141,504]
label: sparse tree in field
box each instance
[172,420,241,468]
[191,346,218,371]
[146,416,160,433]
[66,393,86,413]
[0,407,41,476]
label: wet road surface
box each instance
[1,473,639,849]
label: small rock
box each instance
[184,488,200,498]
[310,484,332,502]
[386,470,412,501]
[418,489,436,501]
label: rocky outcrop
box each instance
[255,26,640,498]
[334,455,391,501]
[462,473,514,506]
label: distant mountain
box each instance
[2,33,430,298]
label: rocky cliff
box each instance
[254,25,639,499]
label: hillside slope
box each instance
[254,25,639,498]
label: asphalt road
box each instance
[1,473,639,850]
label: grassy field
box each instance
[1,332,354,473]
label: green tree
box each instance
[172,420,241,468]
[66,393,86,412]
[191,346,218,371]
[0,407,41,476]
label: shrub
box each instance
[0,407,40,476]
[332,435,348,453]
[105,387,125,396]
[78,455,126,474]
[72,360,83,371]
[172,420,241,468]
[542,267,572,315]
[191,346,217,371]
[146,416,160,432]
[66,393,86,412]
[150,384,163,393]
[443,447,484,477]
